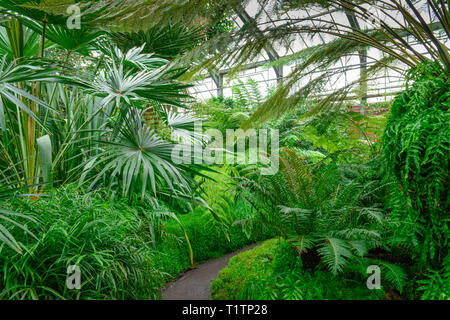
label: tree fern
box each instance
[235,148,389,275]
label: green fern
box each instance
[318,238,353,275]
[235,148,388,275]
[382,62,449,271]
[417,255,450,300]
[379,261,407,292]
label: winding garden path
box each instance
[161,243,261,300]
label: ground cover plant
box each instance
[211,239,387,300]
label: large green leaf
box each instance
[79,111,204,200]
[37,134,52,187]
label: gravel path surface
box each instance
[161,243,261,300]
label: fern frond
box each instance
[379,261,407,292]
[318,237,353,275]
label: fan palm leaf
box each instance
[85,47,192,109]
[20,18,105,55]
[79,111,200,199]
[109,21,206,59]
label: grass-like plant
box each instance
[0,187,164,299]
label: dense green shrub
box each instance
[211,239,278,300]
[416,255,450,300]
[383,63,449,267]
[0,185,269,299]
[239,269,386,300]
[0,187,162,299]
[211,239,386,300]
[153,208,273,281]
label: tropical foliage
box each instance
[0,0,448,301]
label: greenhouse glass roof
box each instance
[189,0,449,104]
